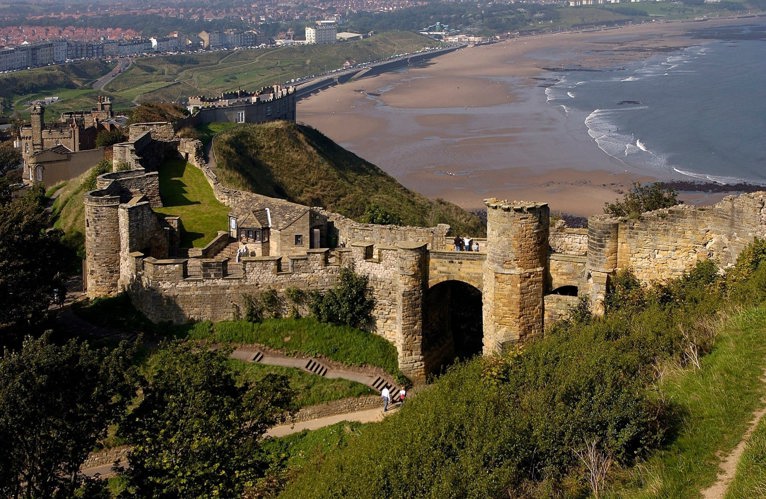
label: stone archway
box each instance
[422,279,483,376]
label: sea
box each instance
[543,21,766,185]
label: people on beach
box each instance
[381,386,391,412]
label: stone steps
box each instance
[371,376,395,393]
[304,358,329,377]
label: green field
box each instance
[153,159,229,248]
[1,31,438,117]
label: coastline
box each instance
[297,17,759,217]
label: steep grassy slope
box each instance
[212,121,485,236]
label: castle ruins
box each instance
[84,123,766,383]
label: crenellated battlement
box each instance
[83,136,766,382]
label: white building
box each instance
[306,20,337,45]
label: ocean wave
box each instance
[584,108,667,171]
[621,76,640,82]
[671,167,753,185]
[559,104,569,114]
[567,91,575,98]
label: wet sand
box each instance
[298,18,748,217]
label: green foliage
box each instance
[361,203,402,225]
[615,306,766,497]
[727,412,766,498]
[229,360,374,408]
[213,121,485,236]
[282,252,750,497]
[243,289,285,323]
[0,141,21,174]
[48,162,111,259]
[94,128,126,148]
[0,185,69,333]
[311,266,375,330]
[83,159,112,191]
[257,422,366,497]
[605,268,647,314]
[117,343,295,497]
[0,334,136,498]
[186,317,400,376]
[604,182,680,218]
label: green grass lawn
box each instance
[229,360,374,407]
[188,318,401,377]
[611,305,766,498]
[153,159,229,248]
[727,414,766,497]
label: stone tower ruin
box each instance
[483,199,549,353]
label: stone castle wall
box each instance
[97,170,162,208]
[615,193,766,283]
[550,221,588,255]
[128,122,175,142]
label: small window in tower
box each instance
[294,234,303,246]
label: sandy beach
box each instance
[297,18,750,217]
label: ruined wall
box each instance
[483,199,549,353]
[549,221,588,256]
[548,254,587,292]
[128,122,175,142]
[132,250,341,324]
[177,138,206,169]
[118,200,171,290]
[615,194,766,282]
[97,170,162,208]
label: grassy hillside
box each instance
[212,121,485,236]
[105,31,439,104]
[0,60,114,115]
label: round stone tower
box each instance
[483,199,549,353]
[84,190,122,297]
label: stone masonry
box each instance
[82,128,766,381]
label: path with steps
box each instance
[230,346,398,394]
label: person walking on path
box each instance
[398,387,406,406]
[381,386,391,412]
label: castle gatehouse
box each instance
[84,127,766,382]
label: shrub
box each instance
[310,267,374,330]
[604,182,679,219]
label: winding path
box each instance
[701,371,766,498]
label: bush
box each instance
[604,182,679,219]
[310,267,374,330]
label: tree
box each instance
[0,334,137,498]
[0,185,69,333]
[361,203,402,225]
[0,141,22,175]
[311,266,375,330]
[117,344,295,497]
[604,182,679,218]
[94,128,126,148]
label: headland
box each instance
[298,17,761,217]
